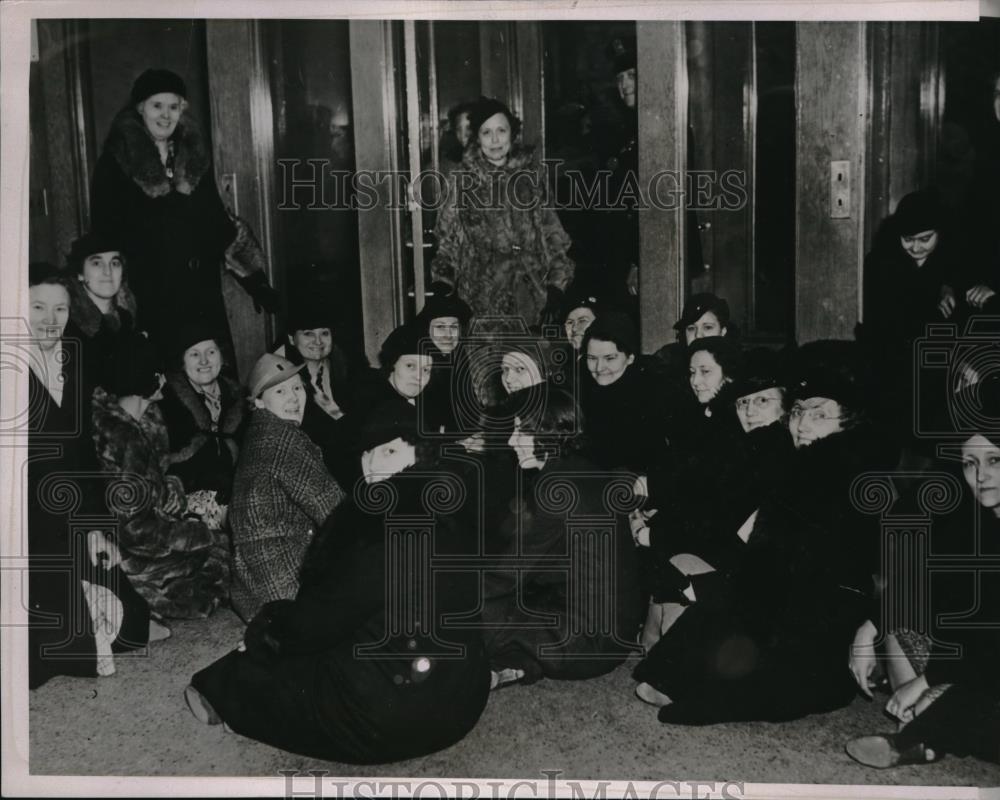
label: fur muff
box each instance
[104,108,211,198]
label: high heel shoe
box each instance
[845,734,938,768]
[634,682,672,707]
[184,685,222,726]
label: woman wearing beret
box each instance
[65,231,147,393]
[91,335,230,619]
[27,263,153,688]
[430,97,575,327]
[632,341,898,724]
[228,354,346,622]
[158,323,246,515]
[89,68,277,361]
[186,410,491,763]
[652,292,736,389]
[413,293,477,434]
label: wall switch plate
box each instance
[220,172,238,216]
[830,160,850,219]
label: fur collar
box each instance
[104,108,211,198]
[164,370,244,465]
[68,277,138,338]
[460,143,539,180]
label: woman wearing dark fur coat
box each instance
[185,412,490,763]
[89,69,277,359]
[430,97,574,325]
[632,341,898,724]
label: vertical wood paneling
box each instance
[350,20,404,366]
[795,22,867,342]
[479,24,512,105]
[637,21,686,352]
[205,20,273,381]
[515,22,544,154]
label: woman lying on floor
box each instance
[631,340,898,724]
[845,376,1000,768]
[185,408,491,763]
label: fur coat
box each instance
[89,107,262,347]
[158,371,246,502]
[91,388,230,618]
[431,145,575,322]
[228,408,346,622]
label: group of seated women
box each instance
[26,229,999,768]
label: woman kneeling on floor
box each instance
[185,409,491,763]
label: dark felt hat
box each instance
[108,334,161,399]
[416,293,472,327]
[130,69,187,105]
[468,96,522,142]
[286,299,335,336]
[582,310,639,356]
[67,232,126,271]
[732,347,785,398]
[892,189,946,237]
[378,324,426,369]
[674,293,731,331]
[561,289,603,323]
[787,340,868,412]
[607,35,637,74]
[171,320,224,364]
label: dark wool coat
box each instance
[579,354,685,473]
[191,466,491,763]
[158,371,245,502]
[481,453,642,682]
[91,389,230,619]
[28,351,149,689]
[89,108,249,350]
[67,281,145,392]
[634,423,898,724]
[431,145,575,321]
[228,409,345,622]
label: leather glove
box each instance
[236,272,280,314]
[538,285,565,327]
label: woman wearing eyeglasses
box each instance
[631,340,898,724]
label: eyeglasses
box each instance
[789,404,841,423]
[736,396,778,411]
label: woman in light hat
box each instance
[90,68,277,359]
[228,353,345,622]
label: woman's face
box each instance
[736,387,785,432]
[29,283,70,352]
[478,112,512,166]
[788,396,843,448]
[136,92,185,142]
[429,316,461,354]
[455,111,472,147]
[255,374,305,424]
[389,354,434,399]
[501,352,544,394]
[290,327,332,362]
[564,307,596,350]
[586,338,634,386]
[961,433,1000,515]
[362,436,416,484]
[617,68,637,108]
[508,417,544,470]
[684,311,726,345]
[689,350,727,404]
[182,339,222,387]
[899,229,940,266]
[80,251,124,302]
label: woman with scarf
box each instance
[90,68,277,362]
[430,97,575,327]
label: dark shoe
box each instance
[184,684,222,726]
[490,668,525,691]
[845,734,939,768]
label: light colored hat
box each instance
[248,353,304,398]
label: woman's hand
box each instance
[886,674,930,723]
[966,284,997,308]
[849,620,879,698]
[460,433,486,453]
[87,531,121,571]
[162,476,185,515]
[938,285,956,319]
[633,474,649,498]
[629,509,651,547]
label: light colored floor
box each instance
[25,609,1000,787]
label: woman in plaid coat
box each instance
[228,354,345,622]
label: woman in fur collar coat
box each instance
[89,69,277,360]
[430,97,574,325]
[91,337,230,619]
[158,323,246,507]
